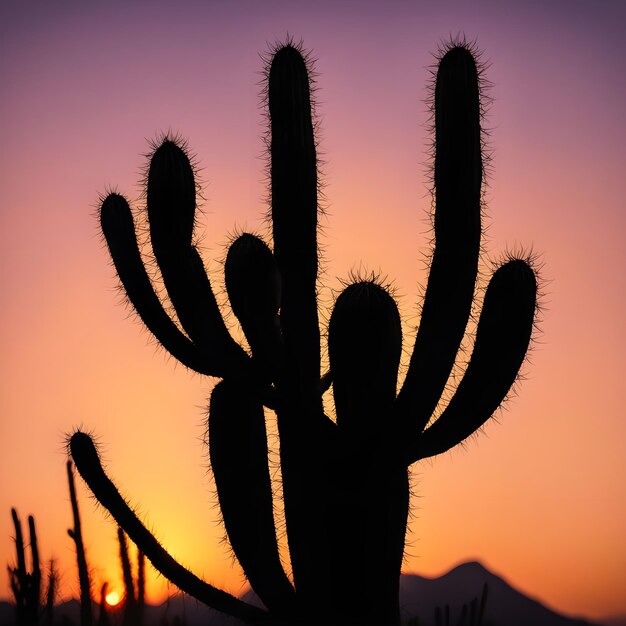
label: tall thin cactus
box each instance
[137,544,145,620]
[67,460,93,626]
[69,40,538,626]
[97,583,111,626]
[44,559,58,626]
[117,527,146,626]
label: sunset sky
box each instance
[1,0,625,622]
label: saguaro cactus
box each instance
[69,41,538,626]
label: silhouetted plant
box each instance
[475,583,489,626]
[44,559,58,626]
[434,582,489,626]
[69,40,538,626]
[8,509,42,626]
[7,510,61,626]
[67,460,93,626]
[117,527,145,626]
[137,544,146,624]
[97,583,111,626]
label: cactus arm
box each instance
[269,45,320,398]
[69,432,269,624]
[267,45,332,610]
[209,381,296,615]
[328,281,402,437]
[327,282,408,623]
[9,508,29,621]
[67,460,94,626]
[396,46,482,432]
[225,233,282,380]
[27,516,41,617]
[146,141,249,379]
[10,508,27,590]
[406,259,537,463]
[100,193,212,375]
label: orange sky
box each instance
[1,1,625,622]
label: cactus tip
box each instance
[68,430,101,468]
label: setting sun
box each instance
[105,591,121,607]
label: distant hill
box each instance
[399,561,596,626]
[0,561,616,625]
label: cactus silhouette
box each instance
[8,509,43,626]
[96,582,111,626]
[44,559,57,626]
[67,460,94,626]
[7,510,61,626]
[117,527,146,626]
[69,41,537,626]
[434,582,489,626]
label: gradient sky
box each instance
[1,0,625,621]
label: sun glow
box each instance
[105,591,121,607]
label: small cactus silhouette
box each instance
[7,509,46,626]
[434,582,489,626]
[69,41,537,626]
[44,559,58,626]
[7,510,61,626]
[117,527,146,626]
[96,582,111,626]
[67,460,93,626]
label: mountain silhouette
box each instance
[0,562,615,625]
[399,561,596,626]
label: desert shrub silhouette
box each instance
[69,41,537,626]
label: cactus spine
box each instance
[69,41,537,626]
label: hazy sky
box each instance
[1,0,625,621]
